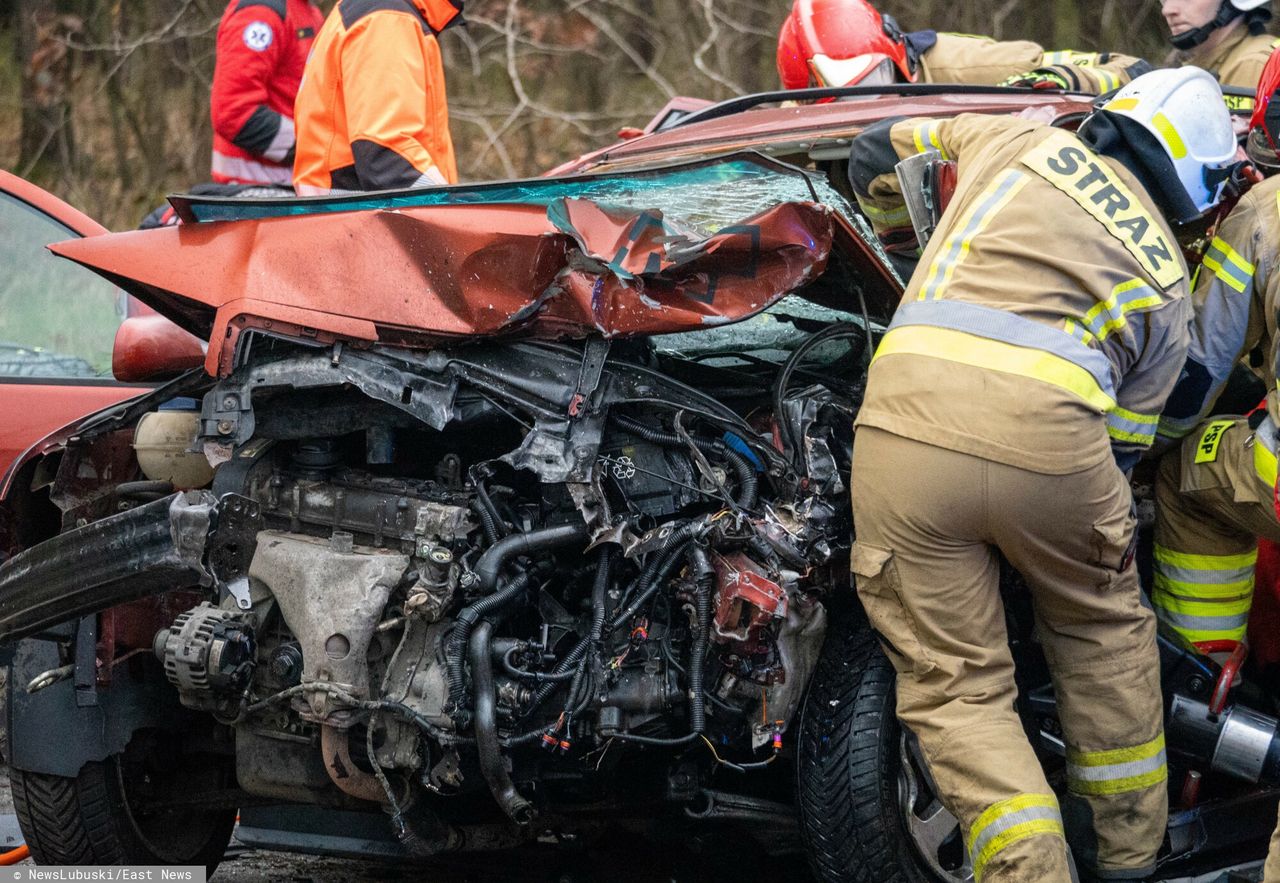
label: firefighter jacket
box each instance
[1161,174,1280,489]
[210,0,323,186]
[293,0,461,195]
[906,31,1150,95]
[848,114,1192,475]
[1177,24,1279,93]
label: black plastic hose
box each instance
[611,414,758,509]
[687,546,714,737]
[470,621,536,824]
[446,571,533,718]
[471,464,510,540]
[474,523,590,594]
[608,545,714,748]
[470,498,502,546]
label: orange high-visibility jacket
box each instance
[293,0,461,194]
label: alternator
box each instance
[153,602,256,710]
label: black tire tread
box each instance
[11,762,127,866]
[10,756,232,871]
[797,604,916,883]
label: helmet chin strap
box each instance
[1170,0,1243,50]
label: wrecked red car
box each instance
[0,85,1276,882]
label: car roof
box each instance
[553,86,1096,175]
[0,170,109,238]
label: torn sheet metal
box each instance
[49,153,835,378]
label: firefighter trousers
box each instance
[1153,416,1280,645]
[851,427,1167,881]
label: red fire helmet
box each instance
[776,0,914,91]
[1249,47,1280,161]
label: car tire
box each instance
[11,730,235,872]
[797,604,972,883]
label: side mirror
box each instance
[112,314,205,383]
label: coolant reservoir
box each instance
[133,411,214,489]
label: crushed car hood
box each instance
[50,153,896,377]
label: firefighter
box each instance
[1153,54,1280,648]
[847,68,1238,880]
[776,0,1150,96]
[1148,50,1280,882]
[210,0,323,186]
[1163,0,1277,93]
[292,0,462,196]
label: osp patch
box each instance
[243,21,274,52]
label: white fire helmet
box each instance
[1097,67,1238,217]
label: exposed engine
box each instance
[143,327,863,847]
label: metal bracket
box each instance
[73,616,98,708]
[568,339,611,417]
[205,495,263,611]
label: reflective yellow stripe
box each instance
[1080,278,1162,341]
[1106,405,1159,445]
[860,200,913,227]
[1153,593,1253,616]
[1105,97,1140,111]
[1158,622,1248,643]
[1152,112,1187,160]
[912,121,950,160]
[919,170,1028,301]
[1154,573,1254,597]
[1202,236,1256,294]
[1063,318,1095,345]
[1092,69,1120,93]
[1067,734,1167,797]
[968,794,1064,881]
[1069,734,1165,767]
[1153,546,1258,572]
[1153,589,1252,642]
[872,325,1116,411]
[1255,437,1278,487]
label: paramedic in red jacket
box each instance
[210,0,323,186]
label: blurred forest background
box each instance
[0,0,1177,229]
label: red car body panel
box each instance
[51,198,839,378]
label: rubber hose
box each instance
[609,547,712,747]
[527,636,591,711]
[0,846,28,866]
[501,547,615,687]
[590,546,615,645]
[446,570,532,716]
[470,498,501,546]
[687,546,714,736]
[470,620,536,825]
[475,523,591,594]
[502,646,579,682]
[611,415,757,508]
[473,469,509,539]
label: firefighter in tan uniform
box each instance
[1163,0,1277,96]
[847,68,1239,881]
[1154,49,1280,648]
[1141,52,1280,880]
[777,0,1150,95]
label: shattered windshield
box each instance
[174,151,888,257]
[174,150,900,309]
[653,294,878,363]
